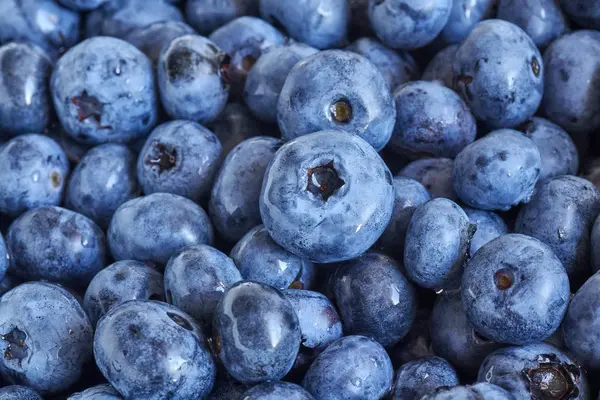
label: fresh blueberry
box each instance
[400,157,458,201]
[164,244,242,327]
[107,193,214,266]
[436,0,496,45]
[422,45,458,89]
[57,0,107,11]
[67,384,123,399]
[94,300,216,399]
[66,143,140,229]
[242,381,315,400]
[0,134,70,218]
[453,20,544,129]
[259,0,348,49]
[420,383,515,400]
[124,21,195,64]
[277,50,396,152]
[462,234,570,344]
[213,281,301,383]
[453,129,542,211]
[208,372,253,400]
[0,282,93,394]
[260,130,395,263]
[0,234,9,284]
[368,0,452,50]
[463,207,508,256]
[560,0,600,30]
[186,0,258,35]
[392,356,459,400]
[51,36,158,145]
[302,335,394,400]
[0,386,43,400]
[83,260,164,326]
[7,206,106,288]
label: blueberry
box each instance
[453,20,544,129]
[560,0,600,30]
[400,157,458,201]
[51,36,158,145]
[164,244,241,327]
[94,300,216,399]
[392,356,459,400]
[7,206,106,288]
[437,0,496,45]
[302,335,394,400]
[277,50,396,152]
[259,130,395,263]
[213,281,301,383]
[242,381,315,400]
[186,0,259,35]
[389,80,477,159]
[0,234,9,284]
[0,134,70,218]
[453,129,542,211]
[259,0,349,49]
[0,386,43,400]
[461,234,570,344]
[478,343,588,400]
[0,282,93,394]
[107,193,214,266]
[67,384,123,399]
[0,275,19,299]
[463,207,508,256]
[124,21,195,63]
[368,0,452,50]
[57,0,107,11]
[137,121,222,201]
[420,383,515,400]
[66,143,139,229]
[422,45,458,89]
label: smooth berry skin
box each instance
[124,21,195,64]
[210,137,282,242]
[57,0,107,11]
[464,208,508,256]
[332,252,417,347]
[51,37,158,145]
[453,129,542,211]
[67,384,123,399]
[302,335,394,400]
[560,0,600,30]
[108,193,214,266]
[390,80,477,159]
[0,234,8,283]
[213,281,301,383]
[186,0,259,35]
[421,383,514,400]
[277,50,396,152]
[66,143,139,229]
[404,198,474,290]
[515,176,600,285]
[137,121,222,202]
[94,300,216,400]
[400,157,457,201]
[393,356,459,400]
[259,0,349,49]
[542,31,600,135]
[164,245,242,327]
[453,20,544,129]
[437,0,496,45]
[422,45,458,89]
[0,386,43,400]
[0,283,93,394]
[83,260,164,326]
[478,343,589,400]
[346,37,420,91]
[244,43,318,124]
[7,206,106,288]
[260,130,395,263]
[243,382,315,400]
[462,234,570,345]
[0,134,70,218]
[368,0,452,50]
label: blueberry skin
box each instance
[515,176,600,285]
[186,0,259,35]
[244,42,318,124]
[243,381,315,400]
[332,252,417,347]
[94,300,216,400]
[541,31,600,135]
[260,130,395,263]
[164,245,242,327]
[462,234,570,345]
[0,386,43,400]
[404,198,474,290]
[51,36,158,145]
[393,356,459,400]
[66,143,139,229]
[67,384,123,400]
[560,0,600,30]
[277,50,396,152]
[210,137,282,242]
[453,20,544,129]
[137,121,222,202]
[83,260,164,326]
[259,0,349,49]
[437,0,496,45]
[422,45,458,89]
[0,134,70,218]
[0,43,53,137]
[346,37,420,91]
[400,157,457,201]
[478,343,589,400]
[377,177,430,259]
[0,234,9,284]
[421,383,514,400]
[57,0,107,11]
[213,281,301,383]
[453,129,542,211]
[464,207,508,256]
[124,21,195,64]
[0,282,93,394]
[390,80,477,159]
[302,335,394,400]
[231,225,315,290]
[108,193,214,266]
[7,206,106,287]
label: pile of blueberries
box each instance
[1,0,600,399]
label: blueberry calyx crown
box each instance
[531,57,541,77]
[71,90,112,129]
[306,160,345,201]
[494,268,514,290]
[145,141,177,173]
[522,353,580,400]
[329,99,352,124]
[454,74,474,101]
[1,327,28,368]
